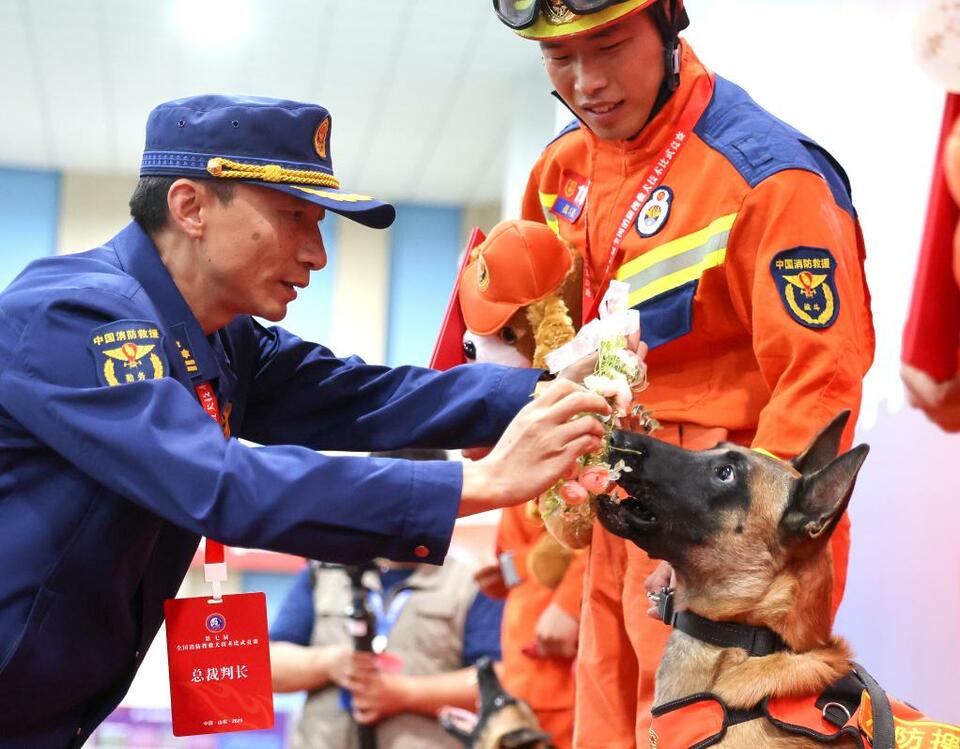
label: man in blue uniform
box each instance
[0,95,609,747]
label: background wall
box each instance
[0,0,958,741]
[0,168,59,288]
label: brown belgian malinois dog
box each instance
[595,412,954,748]
[441,657,553,749]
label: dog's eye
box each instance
[714,465,736,483]
[500,326,518,345]
[463,340,477,360]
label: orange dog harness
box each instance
[648,669,960,749]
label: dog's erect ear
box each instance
[781,444,869,543]
[790,411,851,476]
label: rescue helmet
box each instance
[494,0,670,42]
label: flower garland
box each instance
[539,282,659,549]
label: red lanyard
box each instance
[195,383,226,571]
[582,72,716,323]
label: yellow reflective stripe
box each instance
[539,191,557,209]
[288,185,374,203]
[618,214,737,278]
[627,249,725,307]
[539,191,560,234]
[617,213,737,307]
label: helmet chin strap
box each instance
[644,0,686,122]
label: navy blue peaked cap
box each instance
[140,94,395,229]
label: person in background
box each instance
[271,449,505,749]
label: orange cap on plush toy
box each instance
[458,220,573,336]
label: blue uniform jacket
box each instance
[0,221,540,746]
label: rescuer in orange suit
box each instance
[492,1,876,745]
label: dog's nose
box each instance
[610,429,647,456]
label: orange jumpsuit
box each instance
[520,41,875,748]
[497,503,585,749]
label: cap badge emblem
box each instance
[478,254,491,292]
[314,117,330,160]
[544,0,576,24]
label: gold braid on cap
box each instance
[206,157,342,188]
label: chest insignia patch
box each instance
[636,187,673,238]
[89,320,167,387]
[770,248,840,329]
[551,169,589,224]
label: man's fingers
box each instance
[345,669,376,689]
[543,390,611,424]
[555,417,606,450]
[531,378,583,406]
[559,434,604,465]
[644,561,672,594]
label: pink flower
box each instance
[578,465,610,494]
[558,481,590,507]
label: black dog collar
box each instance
[658,589,789,657]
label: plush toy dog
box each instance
[458,219,583,371]
[458,219,586,585]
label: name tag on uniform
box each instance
[164,593,274,736]
[551,169,589,224]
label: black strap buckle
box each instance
[658,586,676,623]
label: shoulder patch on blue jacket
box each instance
[694,77,855,218]
[88,320,167,387]
[546,117,582,148]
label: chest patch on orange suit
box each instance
[551,169,589,224]
[636,187,673,238]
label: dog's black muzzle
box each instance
[596,430,664,542]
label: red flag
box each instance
[429,228,486,371]
[903,93,960,381]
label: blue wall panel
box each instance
[273,213,338,347]
[387,204,462,367]
[0,168,60,290]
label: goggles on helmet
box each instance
[493,0,635,31]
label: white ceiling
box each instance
[0,0,551,204]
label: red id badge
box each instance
[164,592,274,736]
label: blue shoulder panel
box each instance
[546,117,582,148]
[694,77,855,218]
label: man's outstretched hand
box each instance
[460,379,610,516]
